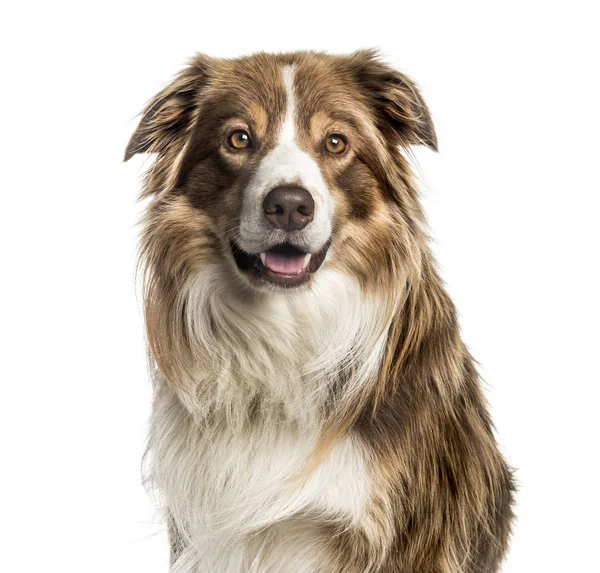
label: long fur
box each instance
[127,50,514,573]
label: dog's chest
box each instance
[152,391,372,572]
[184,416,370,526]
[217,424,372,523]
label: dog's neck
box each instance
[166,263,397,431]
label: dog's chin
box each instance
[230,240,330,289]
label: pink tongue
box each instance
[264,252,306,274]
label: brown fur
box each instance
[126,49,514,572]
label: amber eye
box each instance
[324,134,347,155]
[227,130,252,150]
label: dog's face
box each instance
[126,51,436,292]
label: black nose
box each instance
[262,185,315,231]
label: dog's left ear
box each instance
[349,50,438,151]
[124,55,212,162]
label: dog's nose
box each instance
[262,186,314,231]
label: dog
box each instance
[125,50,514,573]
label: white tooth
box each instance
[302,254,311,269]
[260,253,267,265]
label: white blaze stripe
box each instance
[281,65,296,144]
[238,65,334,254]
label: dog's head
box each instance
[126,50,436,294]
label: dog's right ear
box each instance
[124,55,213,162]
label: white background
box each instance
[1,1,598,571]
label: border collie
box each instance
[125,50,514,573]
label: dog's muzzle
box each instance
[232,185,330,288]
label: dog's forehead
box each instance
[207,54,367,132]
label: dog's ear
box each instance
[124,55,213,162]
[349,50,438,151]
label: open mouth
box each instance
[231,241,330,287]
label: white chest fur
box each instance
[147,267,391,572]
[150,386,371,573]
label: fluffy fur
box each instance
[126,50,514,573]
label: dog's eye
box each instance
[227,130,252,150]
[324,134,347,155]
